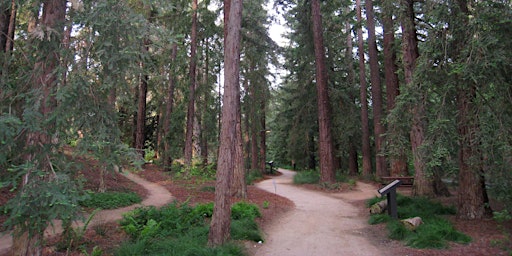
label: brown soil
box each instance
[0,164,510,256]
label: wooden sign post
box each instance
[378,179,402,219]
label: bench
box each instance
[381,176,414,186]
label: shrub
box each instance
[293,170,319,184]
[231,201,261,220]
[116,201,261,255]
[80,191,142,209]
[246,169,263,185]
[368,195,470,249]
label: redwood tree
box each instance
[356,0,372,178]
[366,0,387,178]
[162,43,178,170]
[383,3,408,177]
[12,1,67,254]
[311,0,335,183]
[208,0,243,246]
[184,0,199,166]
[400,0,435,197]
[453,0,489,219]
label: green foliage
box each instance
[405,218,471,249]
[58,209,100,252]
[368,213,392,225]
[117,201,262,255]
[82,246,103,256]
[493,210,512,223]
[144,148,156,162]
[368,195,468,249]
[3,172,86,238]
[246,169,263,185]
[231,201,261,220]
[80,191,142,209]
[231,218,263,242]
[293,170,320,184]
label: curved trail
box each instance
[252,169,390,256]
[0,171,174,255]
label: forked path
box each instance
[253,169,391,256]
[0,171,174,255]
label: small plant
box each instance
[144,148,156,162]
[200,185,215,192]
[82,246,103,256]
[347,179,357,188]
[492,210,512,252]
[262,201,270,209]
[320,182,340,190]
[58,209,100,252]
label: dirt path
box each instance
[0,171,174,255]
[251,169,391,256]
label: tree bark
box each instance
[366,0,387,178]
[249,65,259,171]
[452,0,489,220]
[135,45,148,158]
[383,8,408,177]
[259,114,267,173]
[456,86,488,219]
[356,0,372,178]
[311,0,335,183]
[200,39,210,165]
[0,0,15,53]
[400,0,434,197]
[345,15,359,176]
[162,43,178,170]
[208,0,243,246]
[184,0,199,166]
[1,0,15,81]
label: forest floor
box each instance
[0,164,511,255]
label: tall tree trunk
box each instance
[208,0,243,246]
[311,0,335,183]
[454,0,489,219]
[135,46,148,159]
[200,39,210,165]
[249,65,259,171]
[400,0,434,197]
[383,9,408,177]
[232,86,246,198]
[13,1,67,255]
[1,0,15,81]
[457,85,488,219]
[0,0,15,53]
[366,0,387,178]
[184,0,199,166]
[345,14,359,176]
[162,43,178,170]
[356,0,372,178]
[259,113,266,173]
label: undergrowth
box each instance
[116,201,263,255]
[368,194,471,249]
[246,169,263,185]
[80,191,142,209]
[293,170,319,184]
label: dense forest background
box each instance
[1,0,511,253]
